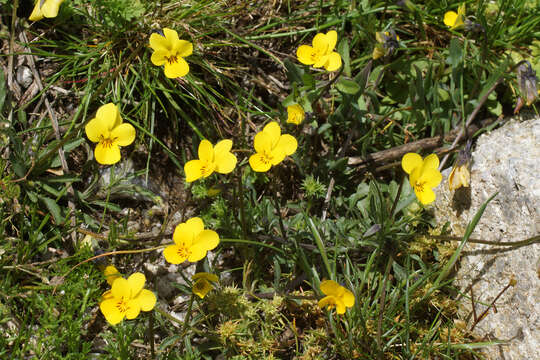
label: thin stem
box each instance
[179,294,195,352]
[389,175,405,219]
[377,256,393,358]
[238,171,248,239]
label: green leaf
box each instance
[284,59,304,84]
[353,60,372,95]
[39,195,64,225]
[338,39,351,77]
[448,38,463,68]
[336,78,361,94]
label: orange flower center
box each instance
[176,246,191,259]
[166,55,179,64]
[414,180,426,193]
[259,152,273,165]
[116,298,129,314]
[200,160,215,177]
[99,135,117,149]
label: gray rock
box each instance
[432,117,540,359]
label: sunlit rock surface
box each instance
[432,117,540,359]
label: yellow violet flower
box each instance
[296,30,342,71]
[444,4,466,30]
[149,28,193,79]
[184,139,237,182]
[401,153,443,205]
[287,104,305,125]
[448,141,472,191]
[192,272,219,299]
[372,31,400,60]
[99,272,156,325]
[103,265,122,286]
[29,0,65,21]
[249,121,298,172]
[163,217,219,265]
[318,280,355,315]
[85,103,136,165]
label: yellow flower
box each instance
[318,280,355,315]
[99,272,156,325]
[85,103,136,165]
[287,104,305,125]
[163,217,219,265]
[249,122,298,172]
[401,153,443,205]
[184,139,237,182]
[103,265,122,286]
[29,0,65,21]
[444,4,466,29]
[192,272,219,299]
[372,31,400,60]
[448,142,472,191]
[149,28,193,78]
[296,30,342,71]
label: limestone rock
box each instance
[432,117,540,359]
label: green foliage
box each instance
[1,0,538,358]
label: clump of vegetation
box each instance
[0,0,538,358]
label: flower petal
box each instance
[173,223,193,246]
[174,40,193,58]
[422,153,439,171]
[444,11,458,27]
[186,243,208,262]
[198,140,214,162]
[313,54,330,68]
[151,49,168,66]
[341,288,355,308]
[96,103,120,130]
[276,134,298,156]
[325,30,338,52]
[136,289,157,311]
[125,299,141,319]
[318,295,337,310]
[409,166,422,190]
[111,123,136,147]
[420,168,443,188]
[104,265,121,286]
[29,1,44,21]
[163,244,187,264]
[192,279,213,299]
[214,152,237,174]
[263,122,281,148]
[312,33,329,53]
[184,159,204,182]
[287,104,304,125]
[100,298,125,325]
[94,143,121,165]
[269,147,286,166]
[192,272,219,282]
[296,45,316,65]
[149,32,170,52]
[111,277,131,299]
[127,273,146,297]
[85,116,108,143]
[320,280,340,296]
[335,298,347,314]
[249,153,272,172]
[41,0,64,18]
[324,52,342,72]
[164,57,189,78]
[163,28,180,45]
[416,187,436,205]
[254,131,272,154]
[193,229,219,251]
[185,217,205,237]
[401,153,423,174]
